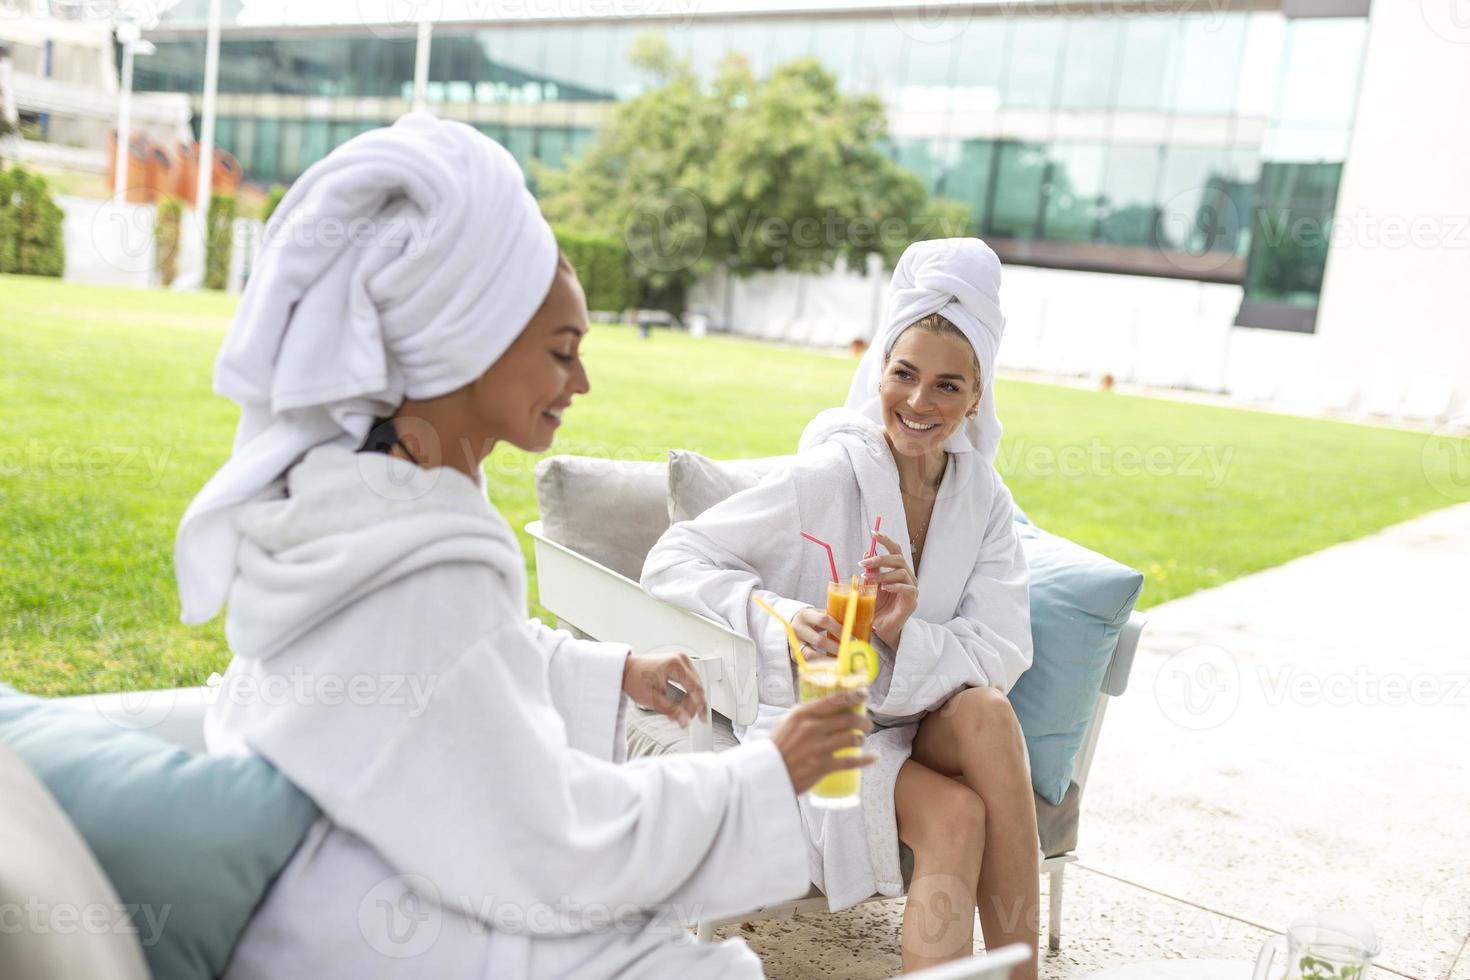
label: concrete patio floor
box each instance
[731,500,1470,979]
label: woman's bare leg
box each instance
[894,759,987,972]
[912,687,1040,980]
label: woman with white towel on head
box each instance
[177,113,872,980]
[642,238,1039,976]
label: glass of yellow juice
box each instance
[797,657,869,809]
[825,578,877,647]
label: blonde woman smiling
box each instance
[643,239,1039,976]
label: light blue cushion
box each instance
[1007,520,1144,806]
[0,686,319,980]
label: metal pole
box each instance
[114,39,134,200]
[194,0,222,284]
[413,18,432,113]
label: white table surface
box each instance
[1084,960,1253,980]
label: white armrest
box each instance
[527,521,761,727]
[52,686,212,754]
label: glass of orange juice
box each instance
[826,577,877,648]
[797,656,870,809]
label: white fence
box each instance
[58,194,261,294]
[686,260,1465,426]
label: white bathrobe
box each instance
[206,446,811,979]
[641,408,1032,911]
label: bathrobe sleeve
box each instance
[249,562,811,937]
[872,479,1032,722]
[640,468,810,705]
[526,619,630,762]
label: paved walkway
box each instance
[735,502,1470,979]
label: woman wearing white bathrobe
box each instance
[173,114,872,980]
[642,238,1039,976]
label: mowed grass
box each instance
[3,274,1463,696]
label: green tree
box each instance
[204,193,236,291]
[155,197,183,288]
[537,34,964,313]
[0,166,65,278]
[262,183,287,226]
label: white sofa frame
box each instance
[525,520,1146,950]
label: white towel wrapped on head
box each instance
[175,112,558,624]
[845,237,1006,463]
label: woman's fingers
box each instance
[812,689,867,712]
[860,554,908,570]
[805,625,840,655]
[874,532,905,555]
[803,620,840,655]
[669,657,709,724]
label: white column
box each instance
[114,36,136,199]
[413,18,433,113]
[193,0,222,284]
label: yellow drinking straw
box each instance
[752,594,808,671]
[837,575,860,676]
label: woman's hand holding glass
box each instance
[860,532,919,650]
[770,690,875,794]
[789,605,842,661]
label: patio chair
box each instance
[529,453,1146,950]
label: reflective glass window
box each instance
[951,18,1007,112]
[1002,17,1064,109]
[1242,162,1342,308]
[1097,144,1163,247]
[1056,18,1121,110]
[1171,14,1247,115]
[988,141,1048,239]
[1114,15,1181,112]
[300,120,331,174]
[808,20,864,92]
[1040,143,1107,243]
[949,140,998,231]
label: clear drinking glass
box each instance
[1252,911,1381,980]
[797,655,870,810]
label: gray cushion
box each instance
[534,456,671,581]
[0,739,151,980]
[626,710,1080,860]
[666,450,796,524]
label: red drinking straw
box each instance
[800,531,840,585]
[865,516,882,560]
[861,516,882,582]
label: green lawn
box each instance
[2,274,1462,696]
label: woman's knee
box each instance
[948,686,1022,745]
[902,779,987,859]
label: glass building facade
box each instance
[138,5,1369,329]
